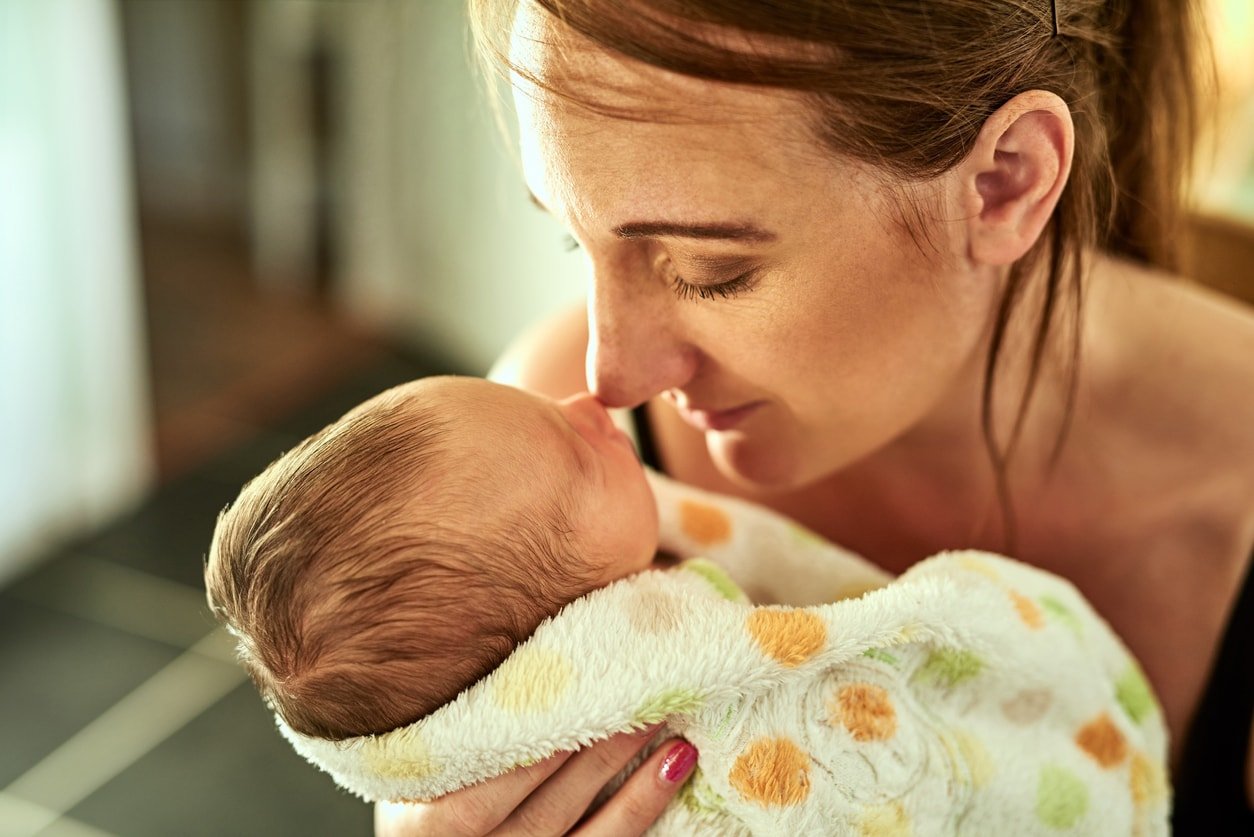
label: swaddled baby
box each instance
[206,375,664,740]
[206,376,1171,835]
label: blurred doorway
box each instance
[117,0,380,481]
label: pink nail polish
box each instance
[659,741,698,784]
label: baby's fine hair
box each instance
[205,382,593,740]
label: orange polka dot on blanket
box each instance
[747,609,827,667]
[1075,713,1129,768]
[728,737,812,806]
[679,500,733,545]
[1009,590,1045,630]
[827,683,897,742]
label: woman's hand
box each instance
[374,728,697,836]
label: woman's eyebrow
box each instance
[612,220,777,243]
[526,190,776,243]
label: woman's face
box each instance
[511,10,1001,491]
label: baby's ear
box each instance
[956,90,1074,266]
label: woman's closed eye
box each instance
[663,253,762,302]
[561,234,762,302]
[669,269,759,301]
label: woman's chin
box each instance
[707,432,801,494]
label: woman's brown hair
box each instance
[471,0,1211,549]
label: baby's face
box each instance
[417,377,659,584]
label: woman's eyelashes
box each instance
[561,234,761,302]
[669,270,759,301]
[663,253,762,302]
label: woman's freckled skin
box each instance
[511,15,1000,493]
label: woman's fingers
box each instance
[374,751,572,836]
[573,738,698,837]
[493,726,666,836]
[372,728,679,837]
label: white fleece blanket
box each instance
[280,472,1170,835]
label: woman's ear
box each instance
[958,90,1074,266]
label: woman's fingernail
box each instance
[658,741,698,784]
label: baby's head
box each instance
[205,376,657,740]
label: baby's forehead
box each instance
[403,379,576,471]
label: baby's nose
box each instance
[559,391,616,437]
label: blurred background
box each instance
[0,1,1250,834]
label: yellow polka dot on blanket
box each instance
[728,737,811,806]
[953,728,995,788]
[834,579,888,602]
[491,646,574,713]
[679,500,733,546]
[827,683,897,742]
[858,800,910,837]
[362,729,439,782]
[1075,712,1128,768]
[957,553,1001,580]
[1130,750,1168,806]
[747,609,826,667]
[1009,589,1045,630]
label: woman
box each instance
[380,0,1254,832]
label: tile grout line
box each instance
[0,792,119,837]
[2,630,247,821]
[8,554,216,650]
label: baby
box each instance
[206,375,1171,835]
[205,375,667,740]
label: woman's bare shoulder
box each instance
[1091,255,1254,453]
[488,302,590,399]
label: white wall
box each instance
[0,0,152,583]
[330,1,586,373]
[121,0,247,224]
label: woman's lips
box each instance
[676,401,763,432]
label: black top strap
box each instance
[1173,553,1254,833]
[631,403,662,470]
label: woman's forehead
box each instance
[515,90,845,232]
[508,2,808,132]
[505,6,883,234]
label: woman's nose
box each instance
[585,269,697,409]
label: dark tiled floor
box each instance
[68,684,372,837]
[0,346,463,836]
[0,600,183,790]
